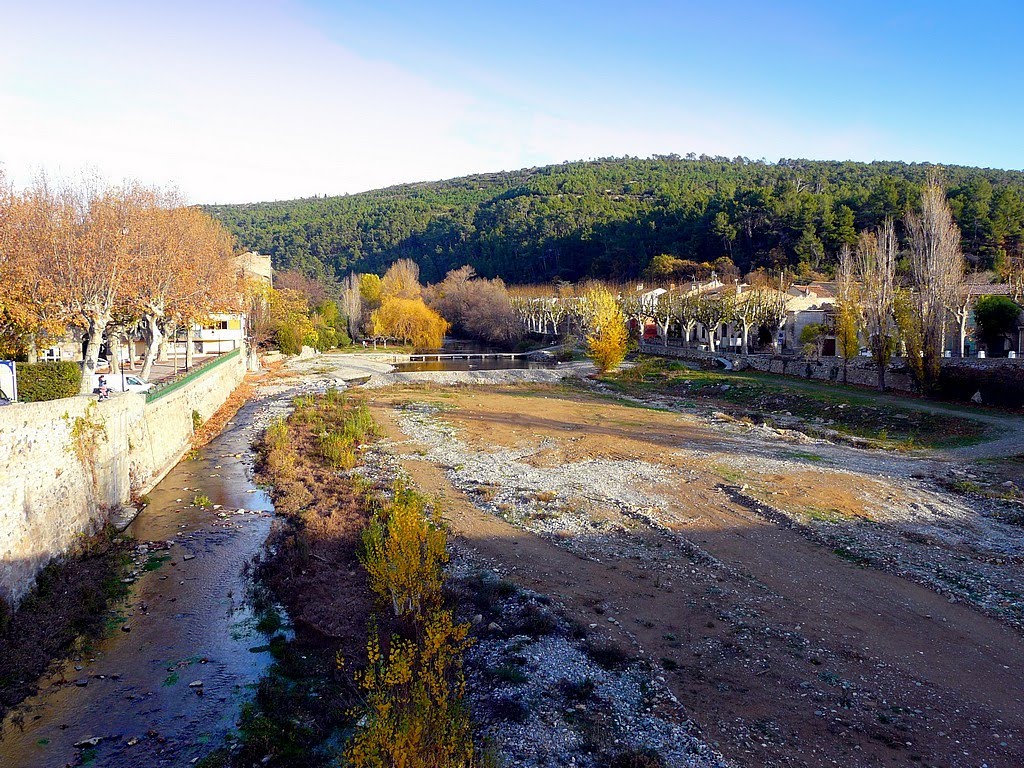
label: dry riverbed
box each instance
[363,382,1024,768]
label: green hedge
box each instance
[16,361,82,402]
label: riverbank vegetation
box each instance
[602,357,989,450]
[233,389,478,767]
[0,528,131,722]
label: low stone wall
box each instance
[638,342,1023,402]
[0,350,247,604]
[638,343,913,390]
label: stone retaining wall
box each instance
[639,342,1022,402]
[0,350,247,604]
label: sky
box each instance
[1,0,1022,204]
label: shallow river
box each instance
[0,397,277,767]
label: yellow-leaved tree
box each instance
[350,484,475,768]
[371,297,449,349]
[584,286,628,373]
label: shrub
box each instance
[605,749,666,768]
[275,323,305,355]
[16,361,82,402]
[585,639,631,670]
[319,433,356,469]
[489,693,530,723]
[492,663,529,684]
[974,294,1022,354]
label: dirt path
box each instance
[369,387,1024,768]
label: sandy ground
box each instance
[363,384,1024,768]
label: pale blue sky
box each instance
[1,1,1021,203]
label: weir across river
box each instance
[406,352,526,362]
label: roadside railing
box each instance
[145,348,241,404]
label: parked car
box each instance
[91,373,154,394]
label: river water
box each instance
[0,397,278,768]
[0,352,545,767]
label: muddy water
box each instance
[0,398,277,768]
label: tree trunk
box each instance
[741,324,750,355]
[110,334,122,376]
[141,314,162,381]
[80,315,109,395]
[26,333,38,364]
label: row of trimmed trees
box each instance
[0,173,241,393]
[512,177,1020,393]
[511,283,789,357]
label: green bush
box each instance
[974,294,1022,354]
[276,323,305,356]
[16,361,82,402]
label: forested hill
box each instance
[203,156,1024,284]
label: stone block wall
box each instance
[637,342,1020,398]
[0,351,246,604]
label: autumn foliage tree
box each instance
[369,258,450,347]
[1,175,241,392]
[583,286,628,372]
[351,485,474,767]
[833,244,862,382]
[424,265,524,348]
[371,297,449,348]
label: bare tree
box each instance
[833,244,862,383]
[381,258,422,300]
[653,291,679,347]
[732,286,784,355]
[856,219,898,391]
[339,272,363,340]
[694,292,734,353]
[948,269,976,358]
[906,176,964,391]
[1007,250,1024,304]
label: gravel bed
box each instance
[354,408,730,767]
[361,362,594,389]
[452,563,731,768]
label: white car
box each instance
[92,373,154,394]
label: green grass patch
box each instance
[604,357,991,450]
[784,450,825,462]
[142,554,171,572]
